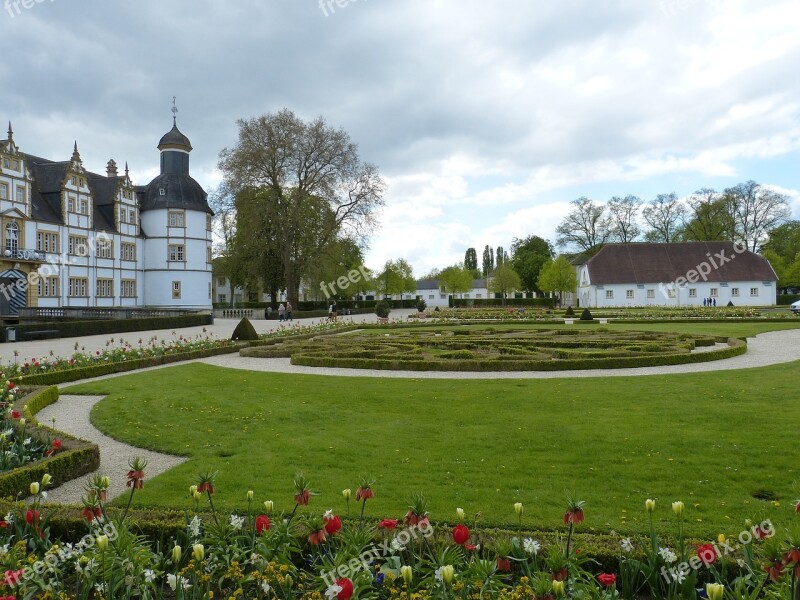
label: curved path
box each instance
[34,328,800,504]
[198,328,800,379]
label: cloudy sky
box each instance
[3,0,799,275]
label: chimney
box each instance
[106,159,118,177]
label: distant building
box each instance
[0,117,213,316]
[577,242,777,308]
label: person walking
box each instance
[278,303,285,322]
[286,301,293,321]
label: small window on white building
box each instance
[172,280,182,299]
[428,295,434,300]
[668,289,676,298]
[689,289,697,298]
[750,287,758,297]
[710,288,718,297]
[476,294,482,299]
[647,289,655,299]
[605,290,613,299]
[626,290,634,299]
[731,288,740,297]
[218,293,227,303]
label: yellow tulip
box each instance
[29,482,39,495]
[342,488,352,500]
[264,500,274,513]
[400,565,412,585]
[514,502,524,517]
[441,565,454,584]
[672,501,684,516]
[645,498,656,512]
[172,545,182,564]
[41,474,52,487]
[246,490,254,501]
[96,535,108,551]
[718,533,726,544]
[706,583,724,600]
[552,579,565,597]
[192,543,204,562]
[456,507,465,521]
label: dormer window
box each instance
[159,188,166,196]
[2,158,9,169]
[71,176,76,185]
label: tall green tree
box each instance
[538,256,577,304]
[375,259,416,300]
[681,188,736,242]
[439,265,473,299]
[488,263,522,304]
[510,235,554,293]
[496,246,508,266]
[724,181,790,251]
[464,248,478,274]
[218,109,385,306]
[761,220,800,263]
[482,245,494,278]
[304,237,365,301]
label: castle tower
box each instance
[140,108,212,308]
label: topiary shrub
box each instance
[580,308,593,321]
[375,301,391,318]
[434,306,441,312]
[416,299,427,312]
[565,306,575,317]
[727,301,734,307]
[230,317,259,341]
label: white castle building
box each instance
[0,117,213,316]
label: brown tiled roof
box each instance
[585,242,776,285]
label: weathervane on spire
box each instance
[172,96,178,126]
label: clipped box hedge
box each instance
[11,314,212,339]
[0,386,100,500]
[290,337,746,372]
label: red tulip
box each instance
[324,514,342,535]
[51,439,62,451]
[378,519,398,530]
[335,577,353,600]
[255,515,270,534]
[697,543,717,565]
[452,523,470,545]
[465,543,477,552]
[597,573,617,587]
[25,509,39,525]
[11,411,20,420]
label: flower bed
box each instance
[426,306,787,321]
[0,385,99,499]
[0,470,796,599]
[6,331,242,386]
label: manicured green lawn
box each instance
[65,353,800,538]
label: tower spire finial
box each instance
[7,121,12,141]
[172,96,178,126]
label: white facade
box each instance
[0,121,212,315]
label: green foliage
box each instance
[538,255,577,299]
[230,317,260,341]
[510,235,554,293]
[580,308,593,320]
[488,263,522,301]
[12,314,212,339]
[375,301,391,318]
[439,264,474,296]
[416,298,427,312]
[565,306,575,317]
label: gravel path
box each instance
[35,396,187,505]
[33,328,800,504]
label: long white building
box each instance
[0,119,213,316]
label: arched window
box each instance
[5,222,18,254]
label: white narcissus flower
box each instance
[621,538,634,553]
[523,537,541,555]
[325,583,343,599]
[229,514,245,530]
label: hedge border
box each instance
[8,314,212,340]
[289,337,746,372]
[0,386,100,500]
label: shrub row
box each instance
[450,298,556,308]
[777,294,800,305]
[10,343,243,386]
[291,338,745,371]
[0,386,100,500]
[8,314,212,340]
